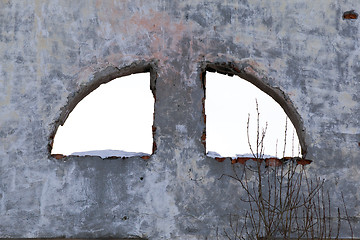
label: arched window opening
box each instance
[51,72,154,158]
[205,71,302,159]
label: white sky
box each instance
[51,73,154,155]
[205,72,300,158]
[51,72,301,158]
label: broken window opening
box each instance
[51,72,155,159]
[204,71,303,159]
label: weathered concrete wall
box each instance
[0,0,359,239]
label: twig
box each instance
[282,117,288,158]
[341,192,354,239]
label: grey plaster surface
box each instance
[0,0,359,239]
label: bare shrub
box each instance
[221,100,353,240]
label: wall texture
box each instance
[0,0,359,239]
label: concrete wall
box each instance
[0,0,359,239]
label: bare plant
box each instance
[221,100,353,240]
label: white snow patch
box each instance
[207,151,275,159]
[71,149,149,158]
[235,153,276,159]
[206,151,222,158]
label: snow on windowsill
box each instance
[207,151,275,159]
[71,149,150,158]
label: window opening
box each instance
[205,72,301,159]
[51,73,154,158]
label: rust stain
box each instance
[343,10,358,19]
[296,158,312,166]
[201,131,206,146]
[141,155,151,160]
[128,9,186,48]
[216,153,313,167]
[101,4,187,57]
[129,10,166,32]
[265,158,283,167]
[215,157,226,162]
[232,157,251,164]
[232,66,242,74]
[52,154,65,160]
[153,91,157,102]
[96,2,192,69]
[152,141,157,153]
